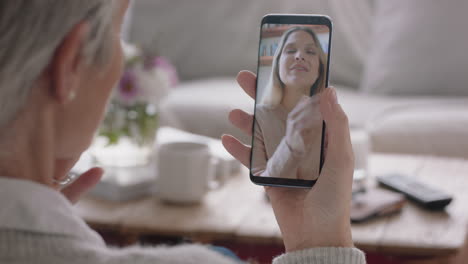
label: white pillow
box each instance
[361,0,468,96]
[367,103,468,158]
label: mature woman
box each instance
[0,1,236,263]
[0,1,365,263]
[252,27,327,180]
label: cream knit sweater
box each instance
[0,177,365,264]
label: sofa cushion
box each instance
[160,79,373,144]
[160,78,254,144]
[361,0,468,96]
[161,79,468,158]
[129,0,372,89]
[367,103,468,159]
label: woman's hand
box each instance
[222,70,355,252]
[54,157,103,204]
[284,95,323,156]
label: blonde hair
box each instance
[261,27,327,107]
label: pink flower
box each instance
[143,56,178,87]
[118,70,139,104]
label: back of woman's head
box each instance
[0,0,118,128]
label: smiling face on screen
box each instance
[278,30,320,94]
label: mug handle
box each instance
[207,158,224,190]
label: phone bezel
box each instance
[250,14,333,188]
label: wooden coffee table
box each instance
[76,154,468,262]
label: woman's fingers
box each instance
[221,71,256,168]
[229,109,253,136]
[288,97,322,140]
[288,96,309,119]
[221,134,251,167]
[61,167,103,204]
[53,157,80,185]
[297,97,322,125]
[236,70,256,99]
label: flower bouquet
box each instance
[90,42,178,167]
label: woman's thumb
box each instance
[319,87,355,179]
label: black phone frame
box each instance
[250,14,333,188]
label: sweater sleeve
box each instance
[272,247,366,264]
[100,243,244,264]
[264,138,302,178]
[0,229,244,264]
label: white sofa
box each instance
[129,0,468,159]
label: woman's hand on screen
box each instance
[284,95,323,156]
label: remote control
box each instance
[377,174,453,210]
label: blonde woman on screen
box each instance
[252,26,328,180]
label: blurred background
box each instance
[127,0,468,159]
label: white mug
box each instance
[156,141,222,204]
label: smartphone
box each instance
[250,14,332,188]
[351,188,406,223]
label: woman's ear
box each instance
[49,22,89,104]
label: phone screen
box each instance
[250,15,332,188]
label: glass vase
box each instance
[90,100,159,167]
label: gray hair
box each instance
[0,0,119,128]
